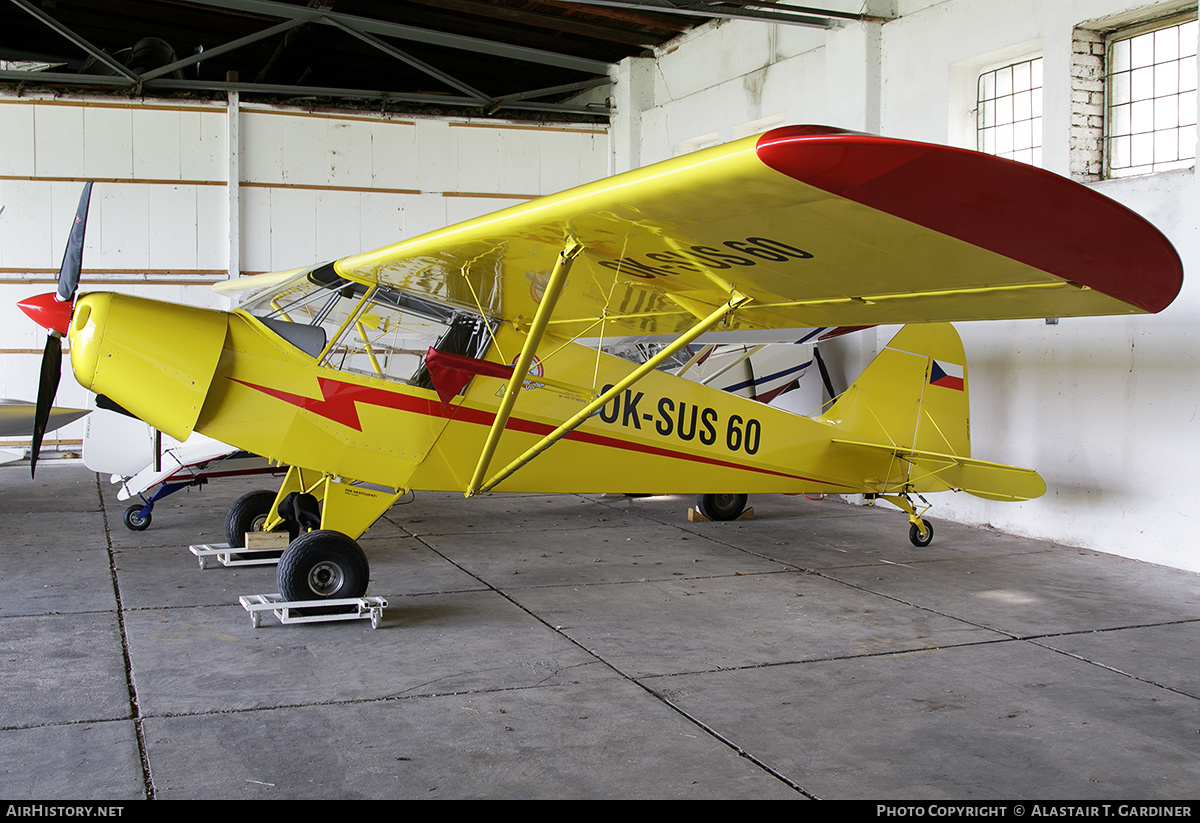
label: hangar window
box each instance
[1105,14,1198,177]
[976,56,1043,166]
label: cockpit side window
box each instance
[244,269,495,387]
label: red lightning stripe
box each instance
[232,377,445,431]
[232,376,849,487]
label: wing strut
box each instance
[475,290,752,495]
[467,239,583,496]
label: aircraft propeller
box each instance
[17,181,93,477]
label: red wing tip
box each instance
[753,127,1183,315]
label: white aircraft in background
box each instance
[83,407,284,535]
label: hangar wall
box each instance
[608,0,1200,571]
[0,95,608,452]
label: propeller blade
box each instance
[30,335,63,478]
[57,180,93,303]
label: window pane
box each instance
[1156,26,1180,63]
[1112,70,1132,104]
[1181,20,1198,57]
[1131,32,1155,68]
[1112,38,1131,72]
[977,56,1042,166]
[1108,17,1198,177]
[1156,60,1179,96]
[1156,94,1180,129]
[1132,66,1154,100]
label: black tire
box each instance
[123,504,151,531]
[225,489,293,549]
[277,530,369,615]
[696,493,748,521]
[909,519,934,547]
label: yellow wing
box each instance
[332,126,1182,340]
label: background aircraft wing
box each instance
[331,126,1183,340]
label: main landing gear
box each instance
[223,467,404,613]
[695,493,749,521]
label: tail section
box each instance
[820,324,1044,501]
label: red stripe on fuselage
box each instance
[232,376,847,487]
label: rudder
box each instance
[820,323,970,459]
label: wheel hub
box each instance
[307,561,345,597]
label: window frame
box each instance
[1104,11,1198,178]
[975,54,1045,167]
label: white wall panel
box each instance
[237,185,271,274]
[179,107,226,182]
[0,179,53,268]
[497,129,541,192]
[148,185,198,269]
[195,185,228,270]
[92,183,150,269]
[0,286,51,350]
[455,126,501,192]
[368,120,416,189]
[539,130,594,194]
[240,111,287,183]
[445,196,526,225]
[356,191,406,252]
[326,120,375,188]
[131,108,184,180]
[401,192,449,240]
[268,188,318,271]
[34,105,84,178]
[0,104,35,176]
[414,120,457,193]
[81,107,133,179]
[314,188,362,263]
[278,115,328,185]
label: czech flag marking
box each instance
[929,359,965,391]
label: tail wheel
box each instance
[909,519,934,547]
[696,493,748,521]
[277,530,369,614]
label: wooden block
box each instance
[688,507,754,522]
[244,531,290,549]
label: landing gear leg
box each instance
[265,467,406,611]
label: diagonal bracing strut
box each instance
[475,289,753,494]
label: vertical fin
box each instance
[819,324,970,459]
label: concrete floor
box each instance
[1,462,1198,800]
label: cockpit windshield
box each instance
[241,264,494,387]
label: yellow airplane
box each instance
[18,126,1183,607]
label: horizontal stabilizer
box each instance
[830,439,1046,501]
